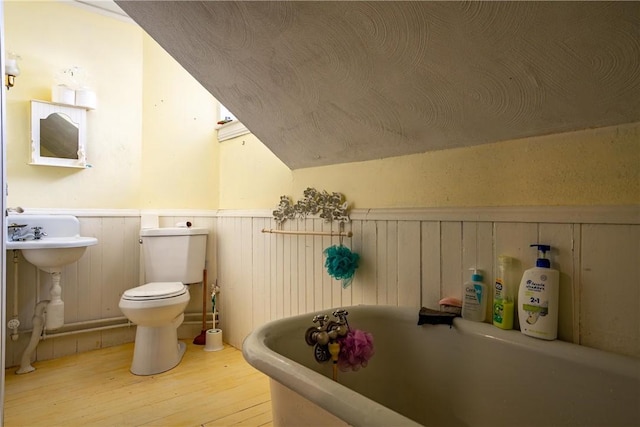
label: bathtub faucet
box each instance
[333,309,349,326]
[330,309,350,337]
[305,310,352,373]
[313,314,329,330]
[305,310,350,348]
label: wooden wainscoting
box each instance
[216,206,640,359]
[4,341,272,427]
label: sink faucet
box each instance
[32,226,46,240]
[8,223,27,241]
[8,224,46,241]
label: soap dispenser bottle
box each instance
[493,255,515,330]
[517,244,560,340]
[462,268,487,322]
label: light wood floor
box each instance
[4,341,272,427]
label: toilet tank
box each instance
[140,227,208,284]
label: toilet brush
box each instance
[193,269,208,345]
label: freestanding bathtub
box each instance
[242,305,640,427]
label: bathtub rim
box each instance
[243,306,423,427]
[242,304,640,427]
[452,310,640,378]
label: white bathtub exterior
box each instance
[243,305,640,427]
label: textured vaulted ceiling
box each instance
[116,1,640,170]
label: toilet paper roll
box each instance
[75,89,97,110]
[51,85,75,105]
[176,221,192,228]
[204,328,224,352]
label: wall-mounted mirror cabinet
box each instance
[30,100,88,168]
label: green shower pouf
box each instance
[324,245,360,288]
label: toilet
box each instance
[119,226,208,375]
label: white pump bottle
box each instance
[517,244,560,340]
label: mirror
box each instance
[30,100,87,168]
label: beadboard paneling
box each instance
[216,207,640,359]
[5,206,639,369]
[580,224,640,356]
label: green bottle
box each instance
[493,255,515,329]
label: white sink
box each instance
[7,237,97,270]
[6,214,99,371]
[6,214,98,271]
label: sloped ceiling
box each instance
[116,1,640,170]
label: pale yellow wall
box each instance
[218,134,292,209]
[4,1,219,210]
[139,33,219,209]
[219,122,639,209]
[5,0,142,209]
[293,123,640,208]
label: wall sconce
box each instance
[5,52,21,90]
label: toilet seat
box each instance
[122,282,187,301]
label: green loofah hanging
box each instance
[324,245,360,288]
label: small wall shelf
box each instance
[40,100,92,111]
[215,120,250,142]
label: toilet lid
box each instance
[122,282,187,300]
